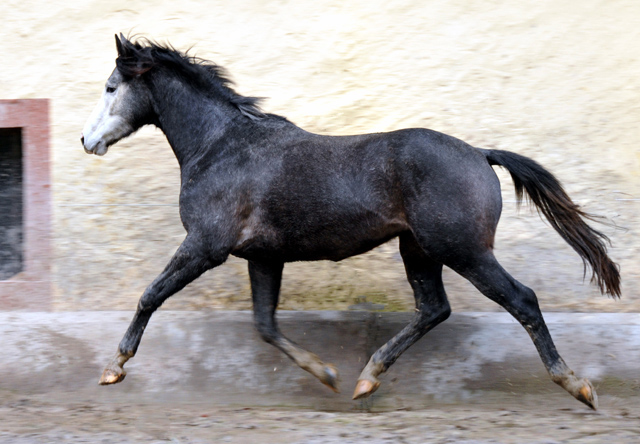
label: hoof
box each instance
[352,378,380,400]
[99,366,126,385]
[576,379,598,410]
[320,364,341,393]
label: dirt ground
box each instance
[1,394,639,444]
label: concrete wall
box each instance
[1,0,638,312]
[1,311,638,410]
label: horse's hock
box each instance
[0,99,51,310]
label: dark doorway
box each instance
[0,128,23,279]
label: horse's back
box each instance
[233,126,502,262]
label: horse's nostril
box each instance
[81,134,85,145]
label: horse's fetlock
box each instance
[550,373,566,385]
[117,345,135,359]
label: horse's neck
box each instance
[150,77,236,168]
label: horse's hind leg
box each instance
[248,260,340,392]
[453,252,598,410]
[99,235,220,385]
[353,233,451,399]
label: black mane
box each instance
[116,36,267,120]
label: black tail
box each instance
[482,149,621,297]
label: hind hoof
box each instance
[576,379,598,410]
[352,378,380,400]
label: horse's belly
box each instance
[232,218,407,262]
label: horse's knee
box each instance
[417,300,451,329]
[138,287,162,312]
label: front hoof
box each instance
[99,366,126,385]
[576,379,598,410]
[352,378,380,400]
[320,364,341,393]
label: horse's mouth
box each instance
[84,145,109,156]
[91,144,109,156]
[82,136,109,156]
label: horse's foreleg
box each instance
[354,234,451,399]
[249,260,340,393]
[99,237,220,385]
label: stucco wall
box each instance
[1,0,638,312]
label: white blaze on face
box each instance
[81,83,134,156]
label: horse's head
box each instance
[81,34,155,156]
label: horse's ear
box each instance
[116,33,133,57]
[115,34,152,77]
[115,33,125,56]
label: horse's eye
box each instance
[106,86,117,94]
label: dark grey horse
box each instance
[81,34,620,409]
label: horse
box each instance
[81,34,620,410]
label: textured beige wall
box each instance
[2,0,638,312]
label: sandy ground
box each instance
[1,394,640,444]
